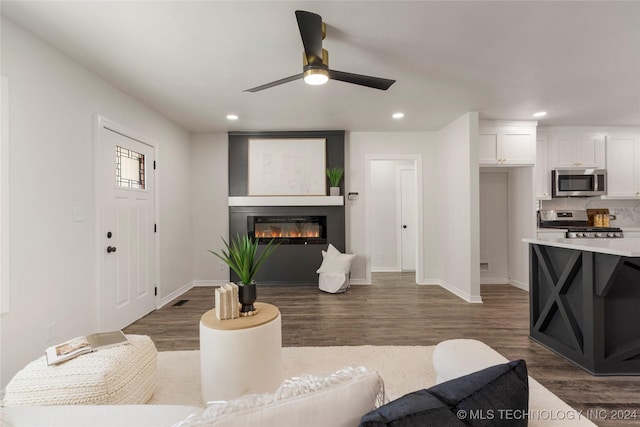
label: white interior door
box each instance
[101,127,156,330]
[400,167,416,271]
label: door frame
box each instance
[93,115,160,330]
[365,154,423,284]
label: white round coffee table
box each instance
[199,301,283,403]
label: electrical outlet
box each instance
[219,262,226,271]
[46,322,55,342]
[378,252,384,261]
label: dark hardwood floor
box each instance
[125,273,640,427]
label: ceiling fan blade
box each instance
[244,73,303,92]
[295,10,323,65]
[329,70,396,90]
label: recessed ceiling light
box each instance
[226,114,239,120]
[533,111,547,118]
[392,112,405,119]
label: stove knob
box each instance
[576,232,583,237]
[607,233,615,237]
[594,233,601,238]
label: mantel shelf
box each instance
[228,196,344,207]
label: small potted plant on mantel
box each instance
[209,234,280,315]
[326,167,344,196]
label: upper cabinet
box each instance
[550,132,605,169]
[479,121,536,166]
[605,134,640,199]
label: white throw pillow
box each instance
[316,244,356,274]
[326,243,342,258]
[174,367,383,427]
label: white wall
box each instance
[479,169,535,288]
[508,167,536,290]
[435,112,482,302]
[191,133,229,284]
[0,18,192,387]
[479,172,509,284]
[346,132,439,284]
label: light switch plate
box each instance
[72,206,86,222]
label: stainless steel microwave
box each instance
[552,169,607,197]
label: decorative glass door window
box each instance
[116,146,145,189]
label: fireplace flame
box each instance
[255,226,320,239]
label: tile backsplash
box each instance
[540,198,640,228]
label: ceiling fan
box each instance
[244,10,396,92]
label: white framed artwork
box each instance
[248,138,326,196]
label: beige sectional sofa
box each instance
[2,339,597,426]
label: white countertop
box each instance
[523,237,640,257]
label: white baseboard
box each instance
[158,280,230,308]
[192,280,229,287]
[158,282,194,309]
[371,267,402,273]
[349,278,370,285]
[434,279,483,303]
[480,277,510,285]
[416,278,440,285]
[509,279,529,291]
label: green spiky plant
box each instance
[209,234,280,284]
[326,167,344,187]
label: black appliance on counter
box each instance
[538,210,623,238]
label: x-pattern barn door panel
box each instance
[529,244,640,375]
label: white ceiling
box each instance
[2,1,639,132]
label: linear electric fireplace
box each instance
[248,215,327,245]
[229,205,345,284]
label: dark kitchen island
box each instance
[524,237,640,375]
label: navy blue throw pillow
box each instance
[359,359,529,427]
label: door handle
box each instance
[106,246,117,253]
[402,225,407,229]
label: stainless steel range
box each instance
[538,210,624,239]
[565,227,623,238]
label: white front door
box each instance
[399,167,416,271]
[101,127,156,330]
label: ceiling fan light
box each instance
[303,69,329,85]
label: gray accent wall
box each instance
[228,130,345,197]
[228,130,346,285]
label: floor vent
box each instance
[172,299,189,307]
[480,262,490,271]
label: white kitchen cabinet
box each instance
[623,231,640,239]
[605,134,640,199]
[479,122,536,166]
[535,132,551,199]
[550,132,605,168]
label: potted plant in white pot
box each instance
[326,167,344,196]
[209,234,280,315]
